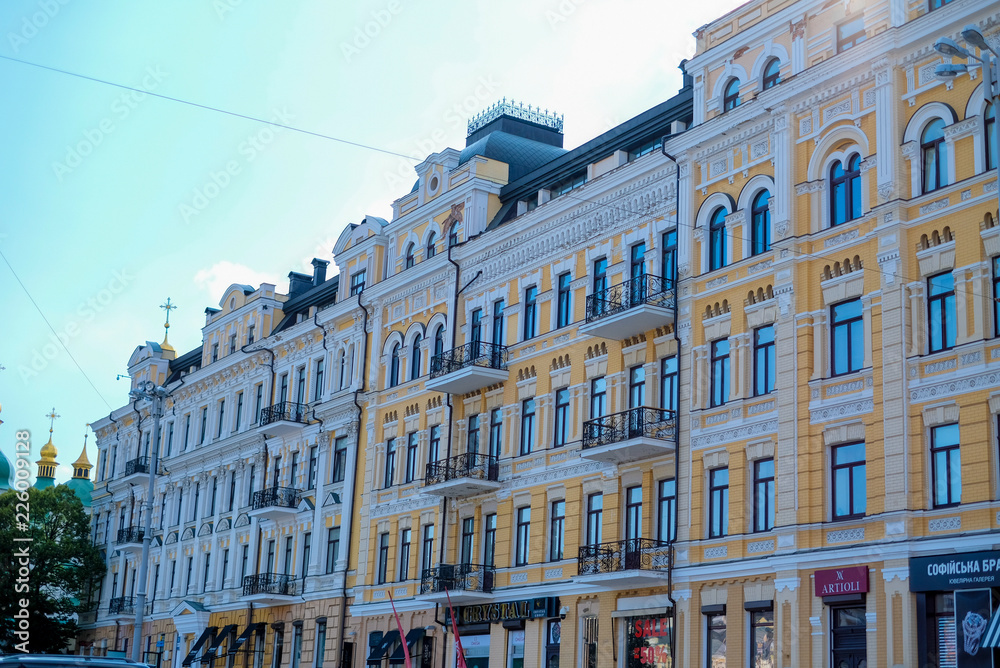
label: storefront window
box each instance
[507,630,524,668]
[706,613,726,668]
[582,617,598,668]
[831,607,867,668]
[749,610,774,668]
[626,615,672,668]
[928,593,957,668]
[463,634,491,668]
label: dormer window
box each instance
[350,270,366,296]
[762,58,780,90]
[228,334,237,355]
[837,16,866,53]
[425,232,437,259]
[723,78,741,112]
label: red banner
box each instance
[814,566,868,597]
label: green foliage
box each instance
[0,486,105,653]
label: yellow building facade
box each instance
[84,0,1000,667]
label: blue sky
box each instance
[0,0,743,483]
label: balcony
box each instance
[116,526,145,557]
[242,573,299,605]
[577,538,671,588]
[423,453,501,498]
[256,401,309,437]
[418,564,495,604]
[425,341,509,395]
[580,407,676,465]
[120,456,151,486]
[580,274,675,339]
[247,486,301,522]
[108,596,135,620]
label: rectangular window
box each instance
[467,414,480,454]
[247,465,255,504]
[662,229,677,282]
[931,423,961,508]
[590,377,606,419]
[384,438,396,488]
[710,339,730,407]
[753,459,775,533]
[421,524,435,573]
[325,527,340,574]
[488,409,503,460]
[994,257,1000,337]
[296,367,306,404]
[549,500,565,561]
[493,299,505,344]
[832,442,867,520]
[183,415,191,451]
[707,613,726,668]
[229,333,237,355]
[557,272,572,328]
[235,392,243,432]
[750,608,775,668]
[212,343,219,363]
[307,446,318,490]
[660,357,678,414]
[523,286,537,340]
[483,514,497,568]
[460,518,474,566]
[332,436,348,483]
[470,308,483,346]
[593,257,608,299]
[928,272,957,353]
[349,270,366,296]
[283,536,294,575]
[837,15,866,52]
[301,532,311,577]
[254,384,263,424]
[404,432,418,483]
[658,479,676,542]
[192,483,200,522]
[266,540,275,573]
[247,324,255,344]
[377,533,389,584]
[271,627,284,668]
[515,506,531,566]
[520,398,536,456]
[428,425,441,464]
[166,422,174,457]
[708,468,729,538]
[831,299,864,375]
[199,407,208,444]
[203,552,211,592]
[241,545,249,580]
[586,493,603,546]
[554,388,570,447]
[209,478,218,517]
[754,325,776,396]
[289,452,299,488]
[625,486,642,540]
[279,373,288,403]
[314,358,325,401]
[398,529,411,581]
[629,365,645,408]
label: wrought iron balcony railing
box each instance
[582,407,677,450]
[430,341,509,378]
[425,452,499,486]
[117,526,145,544]
[420,563,495,595]
[242,573,299,597]
[250,486,300,512]
[109,596,135,616]
[578,538,671,576]
[259,401,308,427]
[585,274,675,323]
[124,456,151,477]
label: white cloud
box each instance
[193,261,282,303]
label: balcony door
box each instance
[624,486,643,569]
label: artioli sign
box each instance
[814,566,868,597]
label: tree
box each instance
[0,486,105,653]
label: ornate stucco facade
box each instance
[84,0,1000,666]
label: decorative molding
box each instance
[928,516,961,532]
[510,572,528,584]
[544,568,564,579]
[747,539,775,554]
[826,528,864,543]
[810,399,874,424]
[910,371,1000,402]
[704,546,728,559]
[692,419,778,449]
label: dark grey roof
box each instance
[273,275,341,334]
[459,131,567,183]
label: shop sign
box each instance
[814,566,868,597]
[910,550,1000,592]
[625,615,672,668]
[448,597,559,625]
[954,589,993,668]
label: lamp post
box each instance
[934,25,1000,215]
[128,379,169,663]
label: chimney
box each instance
[287,271,312,297]
[311,258,330,286]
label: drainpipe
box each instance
[661,145,682,665]
[338,290,370,668]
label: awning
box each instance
[228,623,266,655]
[982,612,1000,649]
[182,627,217,667]
[388,629,425,664]
[202,624,238,663]
[366,630,400,664]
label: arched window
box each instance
[410,334,422,380]
[389,343,400,387]
[425,232,437,259]
[751,190,771,256]
[762,58,780,90]
[431,324,445,373]
[404,243,415,269]
[709,207,727,271]
[723,78,741,112]
[830,155,862,226]
[338,350,347,389]
[986,102,996,171]
[921,118,948,194]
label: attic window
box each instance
[429,175,440,193]
[628,136,664,161]
[550,170,587,197]
[230,297,236,310]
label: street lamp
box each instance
[127,379,169,663]
[934,25,1000,216]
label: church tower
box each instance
[35,408,59,490]
[67,428,94,509]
